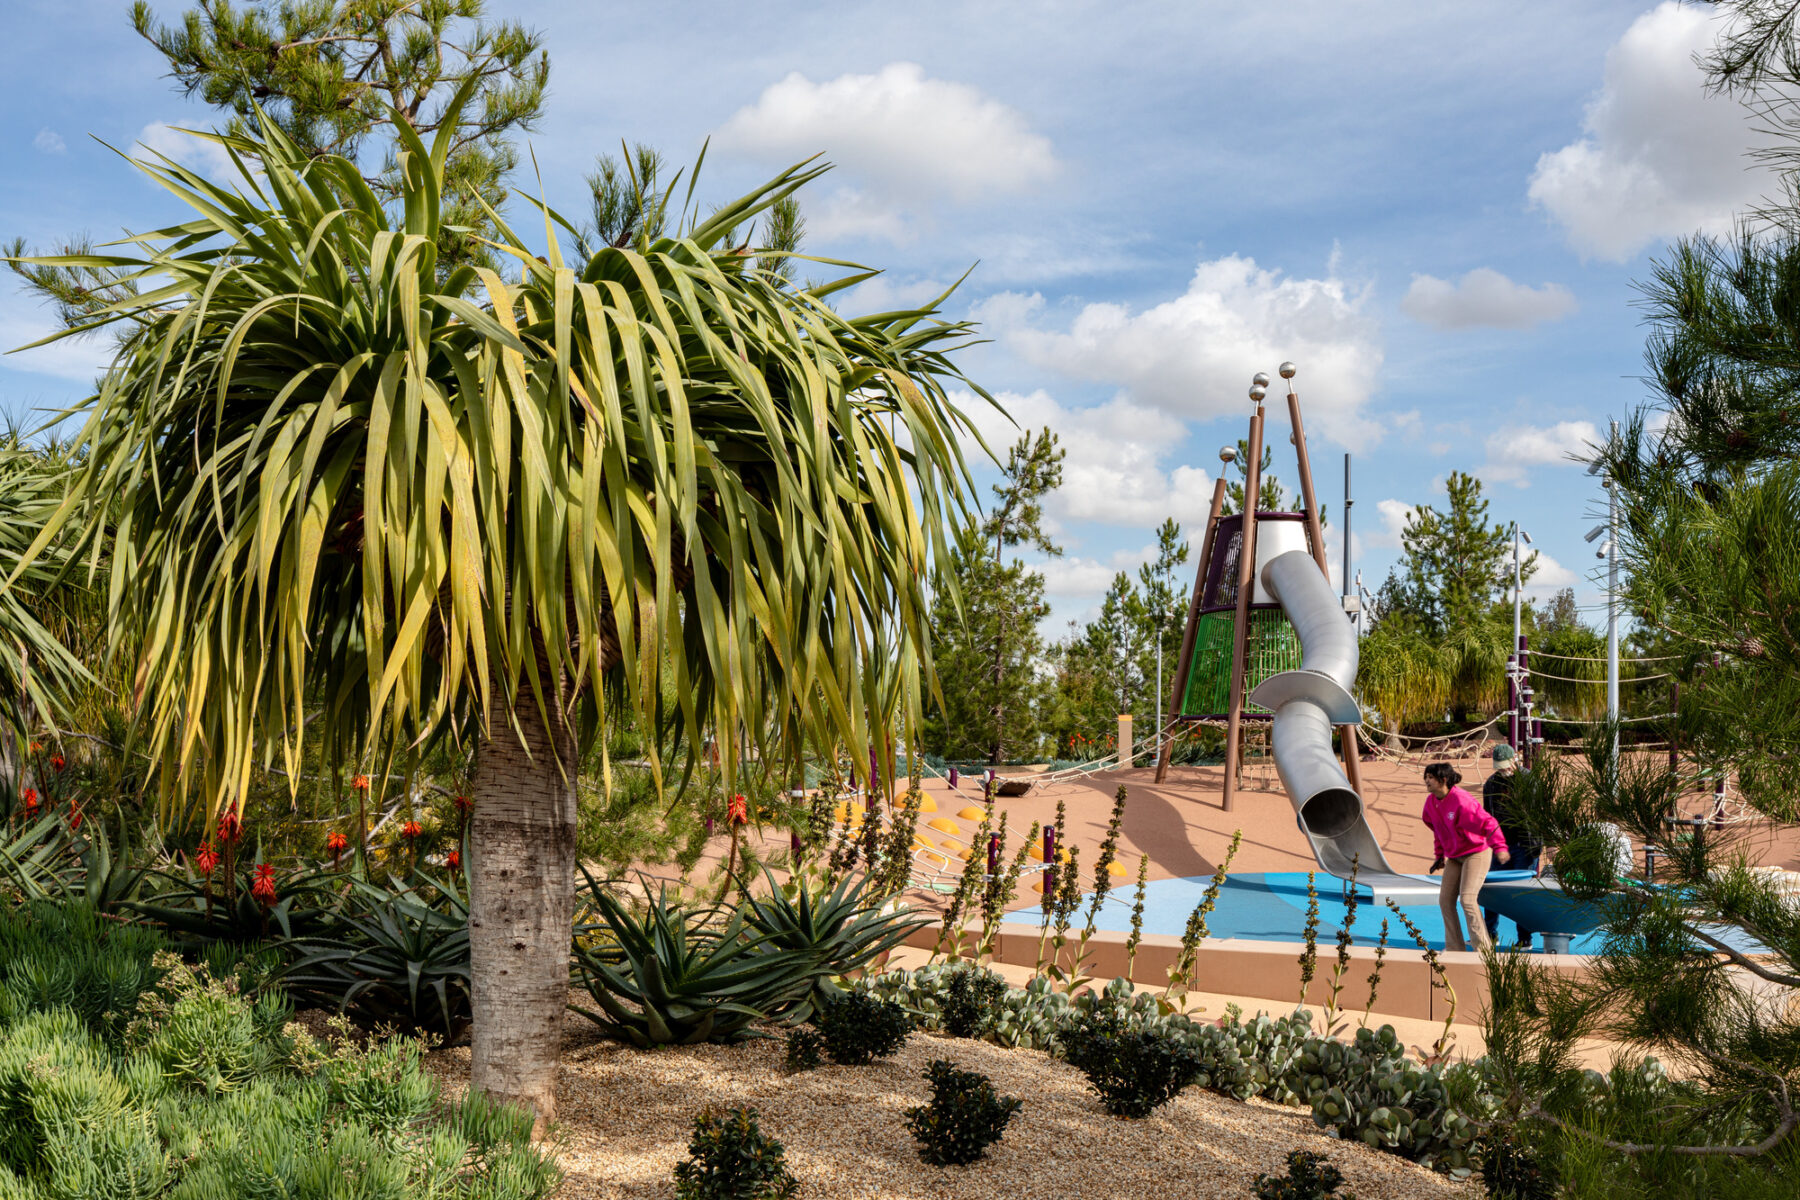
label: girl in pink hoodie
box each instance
[1421,762,1510,952]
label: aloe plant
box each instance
[571,880,817,1048]
[742,868,927,1021]
[274,873,472,1042]
[0,808,74,900]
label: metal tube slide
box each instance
[1249,549,1399,878]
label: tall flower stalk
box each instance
[1363,917,1390,1026]
[1124,853,1150,983]
[1321,854,1361,1033]
[1297,872,1320,1010]
[1163,830,1240,1010]
[1386,898,1458,1062]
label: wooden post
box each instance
[1290,380,1365,798]
[1285,386,1330,576]
[1117,713,1133,769]
[1342,724,1363,793]
[1221,404,1266,813]
[1156,475,1230,783]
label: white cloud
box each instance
[982,253,1384,449]
[1366,498,1417,548]
[1401,269,1576,329]
[1523,551,1579,600]
[1529,2,1771,261]
[137,121,237,179]
[1483,420,1601,483]
[33,128,65,155]
[718,62,1057,241]
[959,389,1217,528]
[0,292,115,385]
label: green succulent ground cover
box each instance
[0,902,557,1200]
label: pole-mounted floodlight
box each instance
[1520,530,1532,546]
[1587,459,1604,475]
[1584,525,1607,543]
[1596,541,1613,559]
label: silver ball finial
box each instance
[1249,384,1267,402]
[1252,371,1271,388]
[1279,361,1297,379]
[1219,445,1237,464]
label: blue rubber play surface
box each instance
[1084,872,1609,953]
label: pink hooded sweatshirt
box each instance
[1422,785,1508,861]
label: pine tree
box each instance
[11,0,551,317]
[923,428,1064,764]
[1398,471,1532,632]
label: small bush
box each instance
[940,966,1007,1039]
[816,991,912,1066]
[672,1106,798,1200]
[1253,1150,1357,1200]
[784,1029,823,1073]
[1477,1126,1557,1200]
[1058,1011,1202,1118]
[903,1059,1022,1166]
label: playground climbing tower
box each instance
[1153,364,1364,810]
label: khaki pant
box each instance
[1440,848,1492,952]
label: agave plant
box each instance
[571,877,817,1048]
[274,872,472,1042]
[743,868,927,1021]
[0,806,75,900]
[128,860,342,945]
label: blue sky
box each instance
[2,1,1776,634]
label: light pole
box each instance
[1586,426,1621,768]
[1511,522,1531,755]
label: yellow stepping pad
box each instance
[926,817,961,836]
[939,838,965,852]
[1108,860,1129,877]
[957,807,988,822]
[916,796,938,813]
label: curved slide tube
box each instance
[1249,551,1402,882]
[1250,548,1604,936]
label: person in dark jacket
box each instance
[1482,744,1541,950]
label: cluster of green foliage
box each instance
[1252,1151,1357,1200]
[902,1059,1022,1166]
[0,901,557,1200]
[672,1107,798,1200]
[1057,1007,1206,1118]
[814,991,913,1066]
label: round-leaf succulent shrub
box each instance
[1252,1150,1357,1200]
[903,1059,1022,1166]
[672,1106,798,1200]
[1057,1010,1203,1118]
[815,992,912,1066]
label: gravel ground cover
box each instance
[427,1015,1480,1200]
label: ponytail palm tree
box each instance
[10,100,987,1123]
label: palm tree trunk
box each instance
[468,642,577,1133]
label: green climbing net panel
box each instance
[1179,608,1303,719]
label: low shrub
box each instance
[815,991,912,1065]
[903,1059,1022,1166]
[1058,1009,1203,1118]
[1476,1125,1557,1200]
[784,1028,823,1073]
[672,1106,798,1200]
[940,965,1007,1039]
[0,901,166,1037]
[1252,1150,1357,1200]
